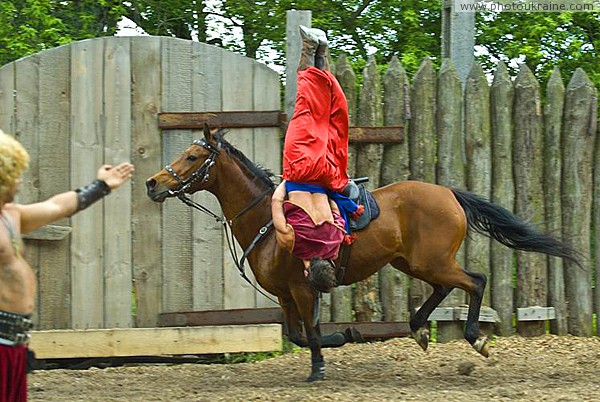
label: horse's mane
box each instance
[215,130,275,189]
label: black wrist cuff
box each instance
[75,180,111,211]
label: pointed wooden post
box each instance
[562,68,595,336]
[408,58,437,313]
[544,67,568,335]
[354,55,384,322]
[490,61,514,336]
[380,56,410,323]
[330,54,357,322]
[436,59,466,341]
[437,59,466,342]
[513,64,546,337]
[464,63,491,304]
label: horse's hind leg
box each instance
[409,284,452,352]
[399,257,490,357]
[463,270,490,357]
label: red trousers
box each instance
[283,67,350,192]
[0,344,27,402]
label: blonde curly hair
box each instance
[0,130,30,197]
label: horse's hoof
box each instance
[345,327,366,343]
[306,361,325,382]
[412,328,429,352]
[473,336,490,358]
[306,372,325,382]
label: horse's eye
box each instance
[187,155,198,162]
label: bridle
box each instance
[164,137,276,303]
[165,138,220,197]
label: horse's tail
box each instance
[451,188,581,267]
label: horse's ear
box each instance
[203,123,214,142]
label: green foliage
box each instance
[2,1,598,93]
[221,337,301,364]
[125,0,205,41]
[222,351,279,364]
[0,0,122,66]
[476,12,600,88]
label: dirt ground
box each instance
[28,334,600,401]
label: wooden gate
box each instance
[0,36,282,331]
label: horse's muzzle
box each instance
[145,178,169,202]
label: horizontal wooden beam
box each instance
[158,111,286,129]
[159,307,283,327]
[23,225,72,241]
[517,306,556,321]
[29,325,282,359]
[348,126,404,143]
[159,111,404,143]
[158,308,411,339]
[426,306,500,323]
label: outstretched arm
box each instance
[16,163,134,233]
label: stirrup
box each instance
[299,25,328,46]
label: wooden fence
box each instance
[321,54,598,339]
[1,35,598,341]
[0,36,281,331]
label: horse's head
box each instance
[146,124,222,202]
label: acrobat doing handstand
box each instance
[272,26,363,293]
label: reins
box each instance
[167,139,278,304]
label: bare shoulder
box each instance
[0,204,24,235]
[2,203,22,220]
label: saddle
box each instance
[334,178,380,285]
[344,178,380,232]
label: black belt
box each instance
[0,310,33,346]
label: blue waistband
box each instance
[285,181,327,194]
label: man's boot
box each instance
[299,25,328,71]
[315,45,330,71]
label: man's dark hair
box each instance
[306,258,337,293]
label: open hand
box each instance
[97,163,135,190]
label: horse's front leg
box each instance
[290,288,326,382]
[304,319,325,382]
[279,297,308,347]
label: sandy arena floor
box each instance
[28,334,600,401]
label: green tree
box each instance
[1,1,599,88]
[125,0,442,75]
[477,12,600,87]
[0,0,123,66]
[125,0,208,41]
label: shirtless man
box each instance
[0,130,134,401]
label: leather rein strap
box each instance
[169,139,277,304]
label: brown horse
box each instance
[146,126,579,382]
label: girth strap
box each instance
[335,242,351,285]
